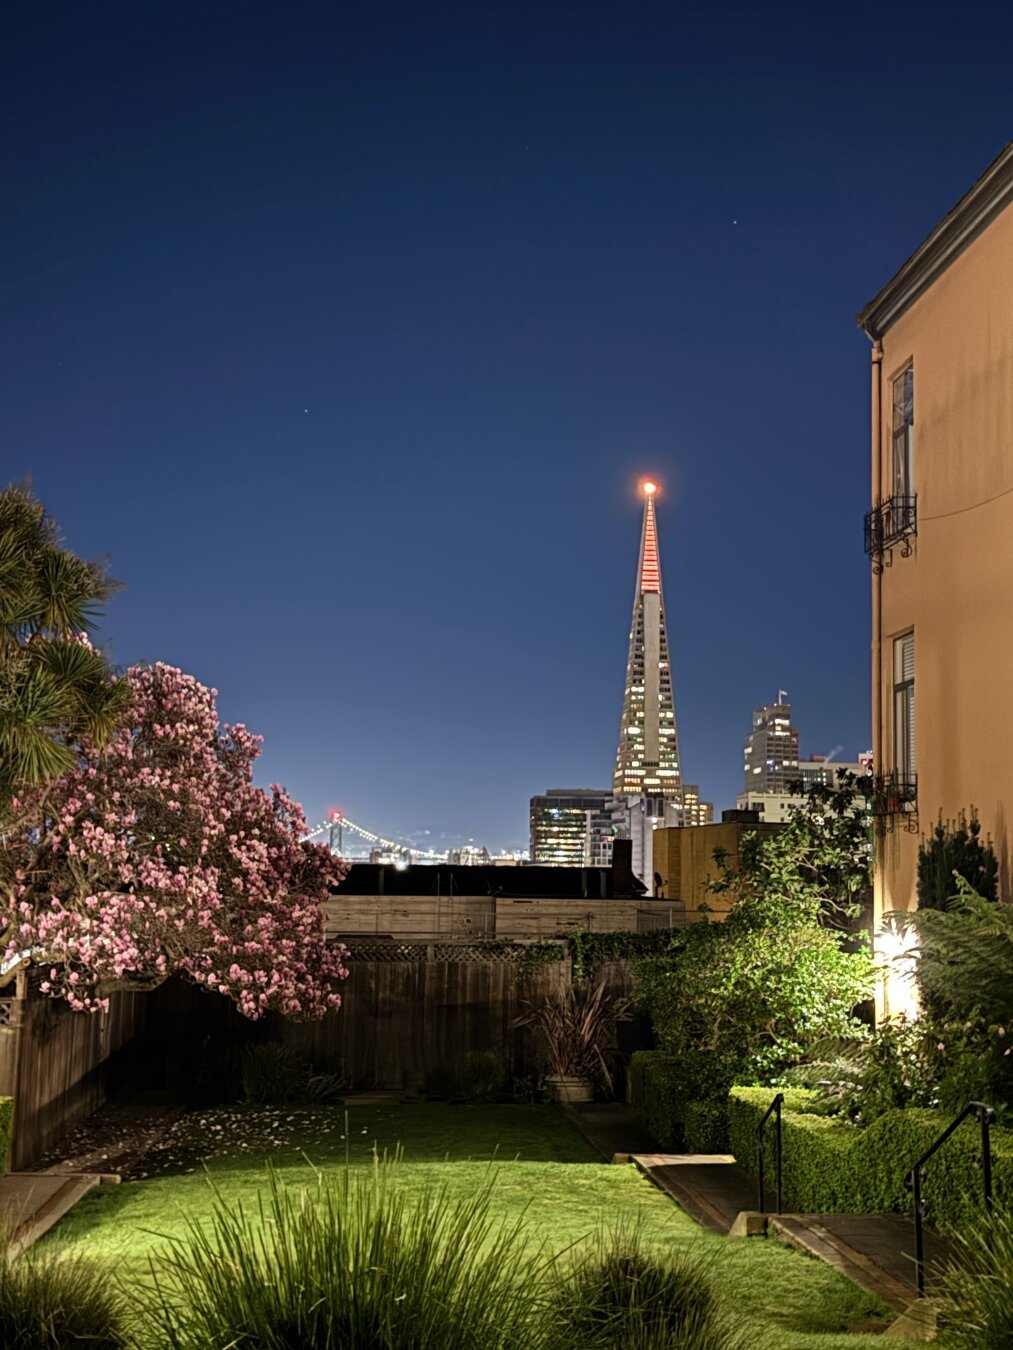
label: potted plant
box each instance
[513,980,631,1103]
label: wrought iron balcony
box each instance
[870,772,918,831]
[864,495,917,572]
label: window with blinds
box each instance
[893,631,915,778]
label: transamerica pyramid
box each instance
[613,481,683,799]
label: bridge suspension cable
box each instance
[302,814,442,859]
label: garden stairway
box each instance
[566,1103,953,1340]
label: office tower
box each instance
[613,481,681,799]
[529,788,612,864]
[743,695,800,793]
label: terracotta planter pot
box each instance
[545,1073,595,1103]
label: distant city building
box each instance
[586,802,619,867]
[743,695,800,793]
[446,845,491,866]
[533,482,718,878]
[607,790,714,884]
[737,754,873,821]
[796,753,873,791]
[529,788,612,865]
[607,481,713,880]
[734,792,805,824]
[613,482,683,799]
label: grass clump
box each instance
[0,1247,129,1348]
[140,1155,551,1349]
[937,1204,1013,1349]
[549,1227,744,1349]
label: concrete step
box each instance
[1,1172,109,1258]
[630,1155,754,1235]
[770,1215,919,1313]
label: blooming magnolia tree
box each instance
[0,663,349,1016]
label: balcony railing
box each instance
[864,495,917,571]
[870,772,918,832]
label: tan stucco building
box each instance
[652,818,781,922]
[858,144,1013,1007]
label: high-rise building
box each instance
[529,788,612,865]
[610,481,713,882]
[743,696,800,793]
[614,481,682,798]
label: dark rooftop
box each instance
[332,861,644,899]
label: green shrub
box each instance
[0,1097,12,1174]
[937,1204,1013,1348]
[635,780,874,1121]
[141,1160,552,1349]
[684,1100,730,1154]
[629,1053,732,1151]
[241,1043,309,1104]
[240,1044,343,1106]
[549,1227,740,1349]
[729,1087,1013,1230]
[457,1051,506,1103]
[0,1247,129,1348]
[917,812,997,913]
[629,1053,685,1149]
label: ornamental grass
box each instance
[547,1226,746,1350]
[0,1245,129,1348]
[937,1204,1013,1349]
[137,1156,555,1349]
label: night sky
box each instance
[4,3,1011,851]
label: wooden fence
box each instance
[143,950,641,1094]
[0,982,145,1170]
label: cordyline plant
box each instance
[513,980,631,1091]
[1,663,349,1017]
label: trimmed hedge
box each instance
[0,1097,12,1174]
[630,1053,684,1149]
[683,1100,729,1154]
[629,1052,731,1151]
[729,1087,1013,1232]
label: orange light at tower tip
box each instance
[641,479,658,496]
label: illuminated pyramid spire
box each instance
[613,481,682,798]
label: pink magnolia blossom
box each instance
[1,664,348,1017]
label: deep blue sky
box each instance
[4,3,1011,850]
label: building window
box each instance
[892,366,914,499]
[893,631,915,778]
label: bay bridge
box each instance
[302,811,467,863]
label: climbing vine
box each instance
[475,929,679,983]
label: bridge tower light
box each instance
[328,808,344,854]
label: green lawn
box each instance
[44,1104,921,1349]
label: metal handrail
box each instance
[904,1100,995,1296]
[756,1092,784,1215]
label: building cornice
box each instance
[857,142,1013,340]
